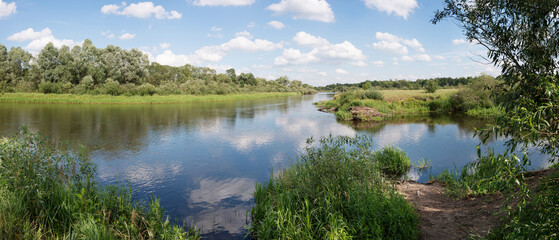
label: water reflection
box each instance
[0,93,548,239]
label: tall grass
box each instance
[250,135,419,239]
[435,149,527,197]
[0,128,199,239]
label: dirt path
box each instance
[396,169,555,240]
[396,181,504,239]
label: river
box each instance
[0,93,548,239]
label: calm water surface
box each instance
[0,93,548,239]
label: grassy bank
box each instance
[318,75,503,122]
[0,92,300,104]
[250,135,419,239]
[0,129,199,239]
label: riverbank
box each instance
[0,92,300,104]
[317,88,502,121]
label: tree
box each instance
[226,68,237,84]
[424,80,438,93]
[362,81,372,90]
[433,0,559,161]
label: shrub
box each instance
[136,83,157,96]
[359,89,384,100]
[424,80,439,93]
[373,146,411,178]
[250,135,419,240]
[100,78,123,96]
[38,81,62,94]
[335,110,354,120]
[428,98,452,112]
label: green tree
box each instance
[226,68,237,84]
[433,0,559,161]
[37,42,60,83]
[424,80,439,93]
[362,81,372,90]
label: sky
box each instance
[0,0,500,86]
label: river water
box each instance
[0,93,549,239]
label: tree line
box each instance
[317,77,481,92]
[0,40,315,96]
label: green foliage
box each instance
[487,170,559,240]
[362,81,373,90]
[436,149,527,197]
[0,41,316,97]
[372,146,411,178]
[0,129,199,239]
[358,89,384,100]
[424,80,439,93]
[433,0,559,162]
[335,110,354,120]
[250,135,420,240]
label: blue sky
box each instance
[0,0,499,86]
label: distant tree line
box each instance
[317,77,483,92]
[0,40,315,95]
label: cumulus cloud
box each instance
[234,30,253,39]
[276,32,366,65]
[351,61,368,67]
[373,32,424,55]
[293,31,329,47]
[119,33,136,40]
[192,0,255,6]
[267,0,335,23]
[211,26,222,31]
[452,39,467,45]
[7,28,80,54]
[156,35,283,66]
[401,54,431,62]
[0,0,16,19]
[362,0,418,19]
[335,68,348,74]
[101,2,181,19]
[267,20,285,29]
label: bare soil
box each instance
[395,169,555,240]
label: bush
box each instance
[250,135,419,240]
[335,110,354,120]
[359,89,384,100]
[38,81,62,94]
[428,98,452,112]
[424,80,439,93]
[136,83,157,96]
[373,146,411,178]
[0,128,199,239]
[100,78,123,96]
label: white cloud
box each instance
[452,39,467,45]
[318,72,327,76]
[372,32,424,55]
[156,36,283,66]
[119,33,136,40]
[7,28,52,41]
[267,20,285,30]
[7,28,79,54]
[373,41,408,55]
[211,26,222,31]
[0,0,17,19]
[400,54,431,62]
[371,60,384,67]
[335,68,348,74]
[267,0,335,23]
[293,31,329,47]
[276,32,366,65]
[192,0,255,6]
[362,0,418,19]
[234,30,253,39]
[101,2,181,20]
[351,61,368,67]
[160,43,171,49]
[101,31,115,39]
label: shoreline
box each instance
[0,92,301,105]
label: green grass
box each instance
[373,146,412,179]
[0,92,300,104]
[250,135,419,240]
[435,149,527,197]
[0,128,199,239]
